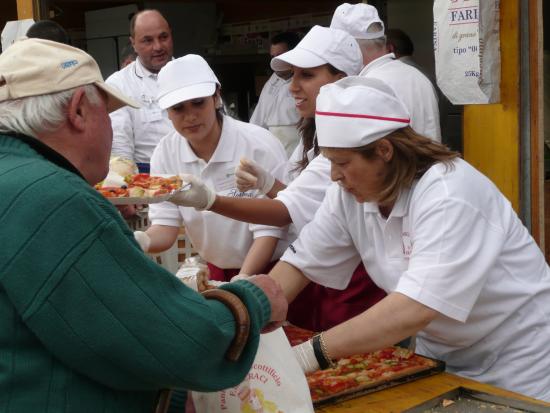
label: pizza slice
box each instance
[280,325,440,404]
[306,347,439,403]
[128,186,145,197]
[96,174,183,200]
[282,324,316,346]
[98,187,129,198]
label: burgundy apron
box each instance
[207,262,386,332]
[287,263,386,332]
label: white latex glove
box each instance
[101,170,126,188]
[235,158,275,195]
[292,339,320,374]
[169,174,216,210]
[134,231,151,252]
[230,273,250,282]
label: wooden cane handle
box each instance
[154,389,172,413]
[153,290,249,413]
[201,289,250,361]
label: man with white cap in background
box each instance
[106,9,174,172]
[0,38,288,412]
[250,32,302,157]
[271,76,550,401]
[330,2,441,141]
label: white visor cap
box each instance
[157,54,220,110]
[330,3,385,40]
[316,76,410,148]
[270,25,362,76]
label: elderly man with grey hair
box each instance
[331,2,442,142]
[0,38,287,413]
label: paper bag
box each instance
[191,328,314,413]
[433,0,500,104]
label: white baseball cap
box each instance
[316,76,410,148]
[330,3,385,40]
[0,38,139,113]
[270,25,362,76]
[157,54,220,110]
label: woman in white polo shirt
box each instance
[134,54,288,280]
[276,76,550,401]
[168,27,386,332]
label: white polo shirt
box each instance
[148,116,288,269]
[250,73,299,129]
[250,73,301,156]
[106,58,173,163]
[276,149,332,232]
[281,158,550,400]
[360,54,441,142]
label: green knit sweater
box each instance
[0,134,271,413]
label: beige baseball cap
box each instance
[0,38,139,112]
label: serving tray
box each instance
[108,193,172,205]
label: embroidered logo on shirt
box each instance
[289,244,296,254]
[140,94,155,105]
[228,188,254,198]
[402,232,412,258]
[60,59,78,69]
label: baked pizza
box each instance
[124,173,183,197]
[307,346,438,403]
[97,186,129,198]
[282,324,441,404]
[96,173,183,200]
[282,324,317,346]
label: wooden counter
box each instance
[315,372,550,412]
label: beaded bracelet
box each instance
[312,333,335,370]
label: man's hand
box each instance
[169,174,216,210]
[245,274,288,332]
[235,158,275,195]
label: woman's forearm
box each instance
[269,261,311,303]
[240,236,279,275]
[210,196,292,227]
[323,292,439,358]
[145,225,180,253]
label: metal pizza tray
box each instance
[313,356,446,408]
[402,387,550,412]
[107,193,172,205]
